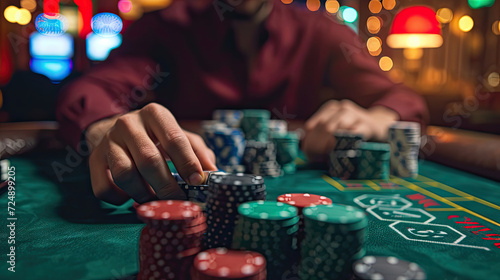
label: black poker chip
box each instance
[352,256,427,280]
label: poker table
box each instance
[0,123,499,280]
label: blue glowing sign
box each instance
[91,13,123,37]
[30,58,72,82]
[86,33,122,61]
[30,32,73,59]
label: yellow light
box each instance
[387,34,443,49]
[136,0,172,11]
[367,16,382,34]
[20,0,37,13]
[15,8,31,25]
[379,56,393,71]
[306,0,320,12]
[436,8,453,24]
[382,0,396,11]
[282,0,293,4]
[325,0,340,14]
[458,15,474,32]
[4,6,19,23]
[403,48,423,60]
[367,37,382,52]
[493,21,500,35]
[488,72,500,87]
[369,0,382,14]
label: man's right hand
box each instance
[85,103,217,205]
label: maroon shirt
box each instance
[57,0,428,147]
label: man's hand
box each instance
[85,103,217,205]
[303,99,399,162]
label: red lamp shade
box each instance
[387,6,443,49]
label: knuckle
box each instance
[166,130,188,146]
[114,115,135,131]
[110,162,135,183]
[143,103,168,116]
[138,149,163,169]
[177,158,199,173]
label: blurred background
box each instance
[0,0,499,133]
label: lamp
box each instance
[387,6,443,49]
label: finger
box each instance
[89,146,130,205]
[113,116,184,200]
[185,132,218,171]
[349,123,371,140]
[326,108,360,133]
[107,142,157,203]
[141,104,204,185]
[305,100,340,131]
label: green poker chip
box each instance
[240,110,271,142]
[238,201,298,221]
[303,204,367,230]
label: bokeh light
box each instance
[436,8,453,24]
[458,15,474,32]
[367,16,382,34]
[468,0,495,9]
[35,13,69,36]
[382,0,396,10]
[281,0,293,4]
[118,0,133,13]
[306,0,320,12]
[367,37,382,52]
[368,0,382,14]
[15,8,32,25]
[4,6,19,23]
[379,56,393,71]
[91,13,123,37]
[20,0,37,13]
[325,0,340,14]
[120,1,143,21]
[342,7,358,23]
[488,72,500,87]
[493,21,500,35]
[403,48,423,60]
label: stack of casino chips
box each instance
[136,200,206,280]
[239,109,270,142]
[191,248,267,280]
[173,171,227,205]
[352,256,427,280]
[299,204,367,280]
[271,132,299,175]
[388,122,421,178]
[242,140,282,177]
[204,173,267,249]
[201,120,228,135]
[268,119,288,134]
[212,110,244,128]
[328,131,364,179]
[204,127,246,171]
[277,193,333,247]
[232,201,299,280]
[356,142,391,180]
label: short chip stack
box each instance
[239,110,270,142]
[204,127,246,170]
[277,193,333,248]
[328,132,364,179]
[268,119,288,135]
[137,201,206,280]
[213,110,244,128]
[191,247,267,280]
[204,173,267,249]
[242,140,282,177]
[352,256,427,280]
[232,201,299,280]
[357,142,391,180]
[299,204,367,280]
[271,132,299,175]
[388,122,421,178]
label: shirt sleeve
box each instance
[56,13,166,148]
[325,22,429,126]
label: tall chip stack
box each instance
[328,131,364,179]
[271,132,299,174]
[191,248,267,280]
[232,201,299,280]
[136,201,206,280]
[242,141,282,177]
[299,204,367,280]
[203,173,266,249]
[388,122,421,178]
[213,110,244,128]
[239,109,270,142]
[357,142,391,180]
[204,128,246,171]
[277,193,333,248]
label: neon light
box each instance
[86,33,122,61]
[40,0,93,38]
[35,13,69,36]
[30,58,72,82]
[30,32,73,58]
[91,13,123,37]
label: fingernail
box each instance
[188,173,203,186]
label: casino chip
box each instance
[233,201,299,280]
[357,142,390,180]
[136,200,206,280]
[352,256,427,280]
[299,204,367,280]
[388,122,421,178]
[243,140,282,177]
[213,110,244,128]
[203,173,267,249]
[328,131,365,180]
[191,247,267,279]
[271,132,299,175]
[239,109,271,142]
[268,119,288,134]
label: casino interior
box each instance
[1,0,500,280]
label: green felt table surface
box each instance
[0,150,499,280]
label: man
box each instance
[56,0,428,205]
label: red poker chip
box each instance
[192,248,266,279]
[137,200,202,222]
[277,193,332,208]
